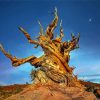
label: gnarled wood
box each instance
[0,8,81,86]
[46,7,58,39]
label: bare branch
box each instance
[71,33,75,39]
[38,20,44,35]
[19,27,39,45]
[0,44,14,61]
[0,43,4,51]
[12,56,37,67]
[0,44,39,67]
[46,7,58,39]
[66,33,80,51]
[60,20,64,40]
[77,33,80,43]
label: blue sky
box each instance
[0,0,100,85]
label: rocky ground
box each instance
[1,81,100,100]
[5,83,96,100]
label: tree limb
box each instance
[38,20,44,35]
[19,27,39,45]
[46,7,58,39]
[0,44,38,67]
[60,20,64,40]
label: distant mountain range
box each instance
[78,74,100,83]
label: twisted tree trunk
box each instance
[0,8,81,87]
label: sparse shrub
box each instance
[85,85,94,92]
[94,89,100,98]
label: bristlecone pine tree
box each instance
[0,8,82,87]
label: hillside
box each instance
[0,81,97,100]
[0,84,28,100]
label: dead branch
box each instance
[46,7,58,39]
[19,27,39,45]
